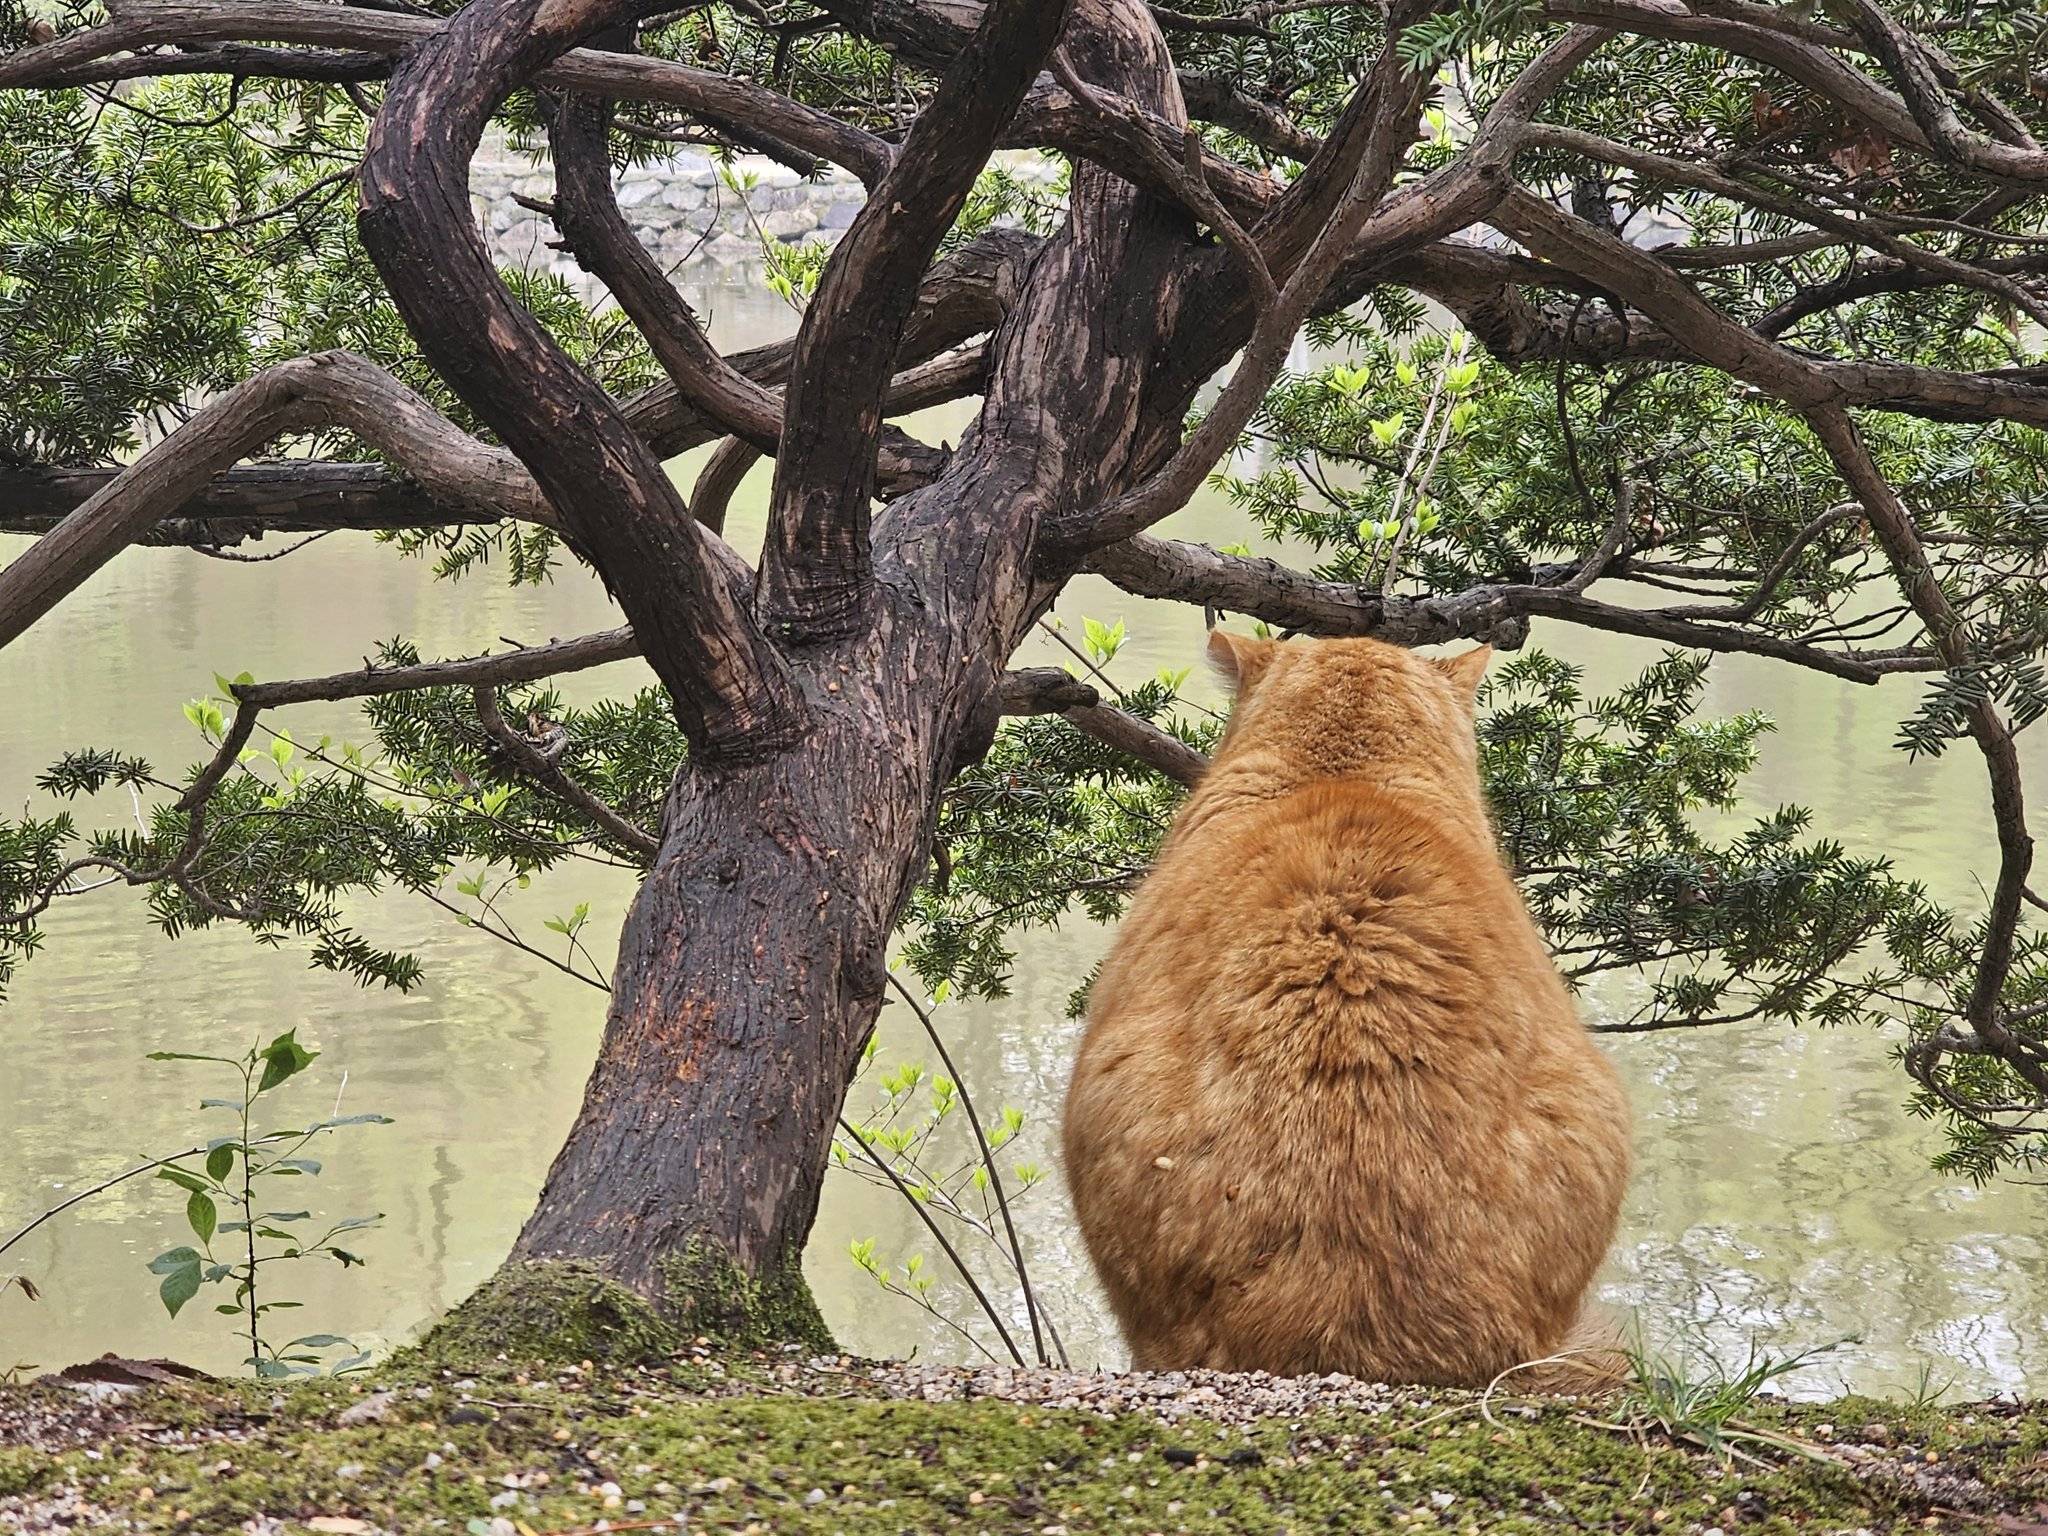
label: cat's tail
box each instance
[1496,1303,1631,1397]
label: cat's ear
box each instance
[1207,628,1277,693]
[1437,645,1493,701]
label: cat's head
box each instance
[1204,629,1492,790]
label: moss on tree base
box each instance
[3,1352,2046,1533]
[419,1251,833,1369]
[657,1242,834,1354]
[420,1260,688,1367]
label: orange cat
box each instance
[1062,631,1631,1389]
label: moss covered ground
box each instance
[2,1342,2045,1535]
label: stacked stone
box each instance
[472,143,870,286]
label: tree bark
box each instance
[503,0,1200,1332]
[510,635,1213,1323]
[510,730,912,1312]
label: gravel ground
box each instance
[783,1357,2036,1517]
[3,1350,2042,1533]
[0,1351,1438,1469]
[783,1357,1436,1428]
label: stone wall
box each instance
[471,141,870,286]
[470,141,1695,296]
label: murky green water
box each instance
[2,276,2041,1398]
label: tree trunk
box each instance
[509,751,890,1328]
[468,0,1200,1349]
[504,587,1013,1337]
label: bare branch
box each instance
[547,224,1023,462]
[230,639,1184,794]
[0,0,893,185]
[234,630,640,710]
[1055,13,1582,554]
[1148,4,1270,39]
[1490,189,2048,430]
[692,437,763,539]
[0,333,996,555]
[758,0,1074,636]
[1013,83,1278,222]
[1252,0,1441,269]
[1060,701,1210,787]
[0,352,548,650]
[541,67,949,498]
[1057,27,1620,561]
[998,669,1210,786]
[781,0,1296,218]
[995,667,1102,715]
[1540,0,1943,161]
[1522,123,2048,330]
[356,0,814,759]
[472,684,659,857]
[1807,410,2040,1077]
[1177,73,1322,162]
[1845,0,2048,183]
[549,76,787,456]
[1049,45,1276,309]
[1059,46,1429,549]
[1085,534,1952,684]
[0,461,444,540]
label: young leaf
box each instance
[148,1248,203,1319]
[186,1190,217,1246]
[156,1165,209,1195]
[256,1030,316,1093]
[205,1144,235,1182]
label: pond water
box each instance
[2,273,2042,1399]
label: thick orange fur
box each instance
[1062,632,1631,1388]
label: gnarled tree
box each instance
[3,0,2046,1339]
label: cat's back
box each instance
[1084,773,1568,1070]
[1066,774,1628,1380]
[1062,632,1630,1383]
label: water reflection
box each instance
[1,272,2041,1398]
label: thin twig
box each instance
[837,1116,1026,1367]
[887,973,1058,1367]
[471,685,658,858]
[1379,332,1467,597]
[0,1134,296,1262]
